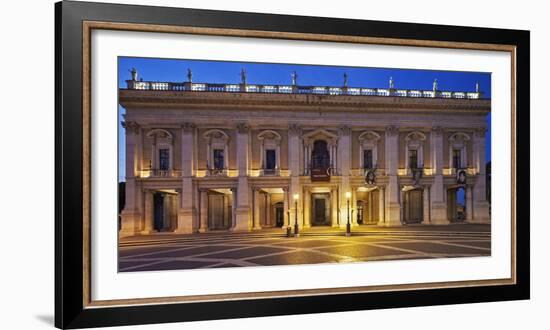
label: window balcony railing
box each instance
[206,167,229,177]
[140,169,182,178]
[350,168,386,177]
[443,167,477,176]
[259,168,280,176]
[305,167,340,176]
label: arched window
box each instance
[146,129,174,177]
[405,131,426,174]
[203,129,230,175]
[302,129,339,174]
[448,132,470,171]
[311,140,331,168]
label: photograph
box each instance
[117,57,492,272]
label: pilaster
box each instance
[384,126,401,226]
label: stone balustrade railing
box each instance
[125,80,484,100]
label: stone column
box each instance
[231,187,237,229]
[233,123,252,231]
[400,188,405,224]
[331,187,339,227]
[422,185,431,224]
[384,126,402,226]
[253,187,261,230]
[176,122,196,234]
[430,126,448,224]
[303,187,311,228]
[472,128,490,223]
[378,186,386,226]
[288,124,302,229]
[142,189,154,234]
[351,188,358,226]
[120,121,141,237]
[283,186,289,229]
[265,193,272,226]
[338,126,352,228]
[199,189,208,233]
[466,184,474,222]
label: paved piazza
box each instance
[119,224,490,272]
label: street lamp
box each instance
[345,191,352,237]
[293,193,299,237]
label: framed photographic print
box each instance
[55,0,530,328]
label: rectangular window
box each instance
[213,149,224,170]
[408,149,418,169]
[265,149,276,170]
[453,149,461,169]
[159,149,169,170]
[363,149,373,169]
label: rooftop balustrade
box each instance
[125,80,485,100]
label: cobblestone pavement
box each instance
[118,224,491,272]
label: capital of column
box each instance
[339,125,351,136]
[288,124,302,136]
[175,188,182,193]
[431,126,444,135]
[385,125,399,136]
[474,127,488,137]
[122,121,140,134]
[282,186,289,193]
[181,122,196,132]
[236,122,250,134]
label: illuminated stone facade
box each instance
[119,78,490,237]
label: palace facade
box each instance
[119,74,490,237]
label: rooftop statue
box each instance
[389,76,395,89]
[187,68,192,83]
[343,73,348,87]
[129,67,138,81]
[433,78,438,92]
[240,68,247,85]
[291,71,298,86]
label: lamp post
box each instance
[293,193,299,237]
[346,191,351,237]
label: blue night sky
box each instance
[118,57,491,182]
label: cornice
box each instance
[119,90,491,114]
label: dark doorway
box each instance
[403,189,423,224]
[357,200,364,224]
[275,202,284,227]
[311,193,330,226]
[153,192,164,231]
